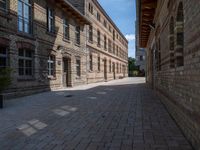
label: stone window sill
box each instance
[0,11,11,20]
[17,77,35,82]
[75,43,81,47]
[63,38,70,43]
[48,76,56,80]
[46,31,56,37]
[17,32,35,40]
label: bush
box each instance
[0,68,12,93]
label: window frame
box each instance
[76,58,81,77]
[18,48,34,78]
[18,0,32,34]
[63,18,70,40]
[0,47,8,69]
[75,26,80,45]
[47,55,55,77]
[47,7,55,33]
[98,56,100,71]
[89,25,93,42]
[97,30,101,47]
[0,0,7,12]
[89,54,93,71]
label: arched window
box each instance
[169,17,175,68]
[176,2,184,67]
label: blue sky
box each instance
[98,0,136,58]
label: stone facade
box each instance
[138,0,200,149]
[69,0,129,83]
[0,0,89,98]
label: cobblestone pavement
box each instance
[0,78,193,150]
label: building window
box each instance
[156,39,161,71]
[117,63,119,73]
[47,7,55,33]
[97,12,101,22]
[0,48,7,69]
[97,30,101,47]
[47,55,55,76]
[113,30,115,41]
[18,0,32,34]
[140,55,143,61]
[116,46,118,56]
[98,56,100,71]
[113,43,115,54]
[76,58,81,77]
[88,3,93,14]
[89,25,93,42]
[104,35,107,50]
[176,2,184,67]
[103,20,107,28]
[75,26,80,45]
[169,17,175,68]
[109,60,111,73]
[89,54,93,71]
[63,18,69,40]
[18,49,33,77]
[109,25,111,32]
[108,39,111,53]
[0,0,6,12]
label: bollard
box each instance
[0,95,3,109]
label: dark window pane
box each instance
[0,57,6,68]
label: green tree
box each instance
[0,68,12,93]
[128,57,137,71]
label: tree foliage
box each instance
[128,57,137,71]
[0,68,12,93]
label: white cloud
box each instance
[125,34,135,41]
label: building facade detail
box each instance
[0,0,128,98]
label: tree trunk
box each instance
[0,94,3,109]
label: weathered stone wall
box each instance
[146,0,200,149]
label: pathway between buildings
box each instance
[0,78,193,150]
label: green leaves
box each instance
[0,68,12,93]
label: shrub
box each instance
[0,68,12,93]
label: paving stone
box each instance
[0,78,193,150]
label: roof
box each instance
[93,0,128,44]
[138,0,157,47]
[56,0,91,25]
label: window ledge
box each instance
[17,32,35,40]
[75,43,81,47]
[17,77,35,82]
[88,40,93,44]
[76,76,81,79]
[46,31,56,37]
[63,38,70,43]
[48,76,56,80]
[176,66,184,71]
[0,11,11,20]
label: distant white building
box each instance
[135,0,146,73]
[135,48,146,72]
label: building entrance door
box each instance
[113,62,116,79]
[63,57,71,87]
[104,59,107,81]
[122,65,126,77]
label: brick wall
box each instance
[0,0,87,98]
[146,0,200,149]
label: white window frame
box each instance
[47,55,55,76]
